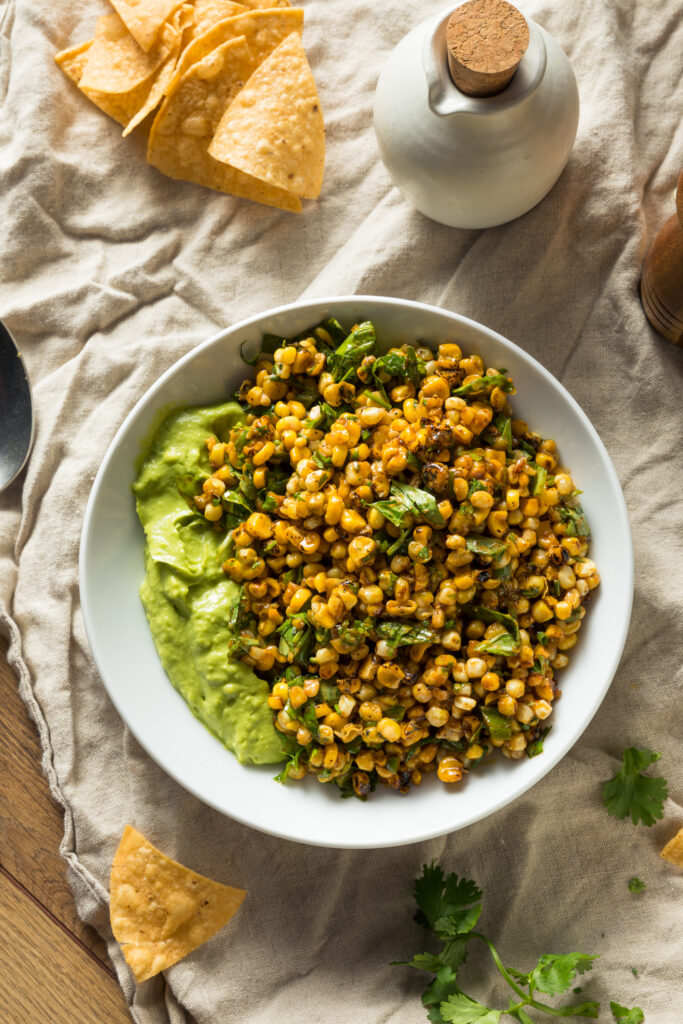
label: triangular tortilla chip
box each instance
[122,51,179,135]
[172,8,304,86]
[240,0,291,7]
[209,31,324,199]
[661,827,683,867]
[110,826,245,983]
[55,39,156,127]
[189,0,248,40]
[78,13,167,94]
[148,35,301,210]
[110,0,185,52]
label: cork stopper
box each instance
[446,0,530,98]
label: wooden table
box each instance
[0,636,132,1023]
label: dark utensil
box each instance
[0,320,34,492]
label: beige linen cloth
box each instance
[0,0,681,1021]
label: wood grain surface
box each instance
[0,635,133,1024]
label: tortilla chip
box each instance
[110,825,245,982]
[110,0,185,52]
[661,826,683,867]
[78,13,169,94]
[55,41,93,84]
[56,39,153,126]
[173,7,304,85]
[240,0,291,7]
[209,32,324,199]
[122,51,179,135]
[148,35,301,210]
[189,0,248,40]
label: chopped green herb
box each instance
[602,748,668,827]
[480,707,513,742]
[451,372,514,398]
[465,535,508,559]
[475,631,520,657]
[393,863,602,1024]
[610,1002,645,1024]
[627,877,646,894]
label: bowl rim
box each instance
[79,295,634,848]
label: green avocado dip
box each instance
[132,401,285,766]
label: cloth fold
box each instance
[0,0,681,1021]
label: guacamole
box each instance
[133,401,285,765]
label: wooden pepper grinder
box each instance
[640,170,683,346]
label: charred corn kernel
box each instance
[267,694,283,710]
[531,699,553,719]
[437,756,463,783]
[253,441,275,465]
[532,600,553,623]
[359,701,383,722]
[323,743,339,769]
[555,472,573,496]
[505,679,525,699]
[470,490,494,509]
[498,695,517,716]
[324,496,344,525]
[246,512,273,539]
[288,685,307,709]
[204,503,223,521]
[425,707,449,728]
[466,743,484,760]
[203,476,226,497]
[377,718,402,742]
[554,600,572,620]
[340,508,366,532]
[481,671,500,691]
[515,703,535,725]
[288,587,312,614]
[208,442,226,467]
[303,678,320,698]
[317,724,334,744]
[465,657,487,679]
[557,565,577,589]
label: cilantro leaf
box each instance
[465,535,508,559]
[277,616,313,666]
[414,864,482,937]
[628,877,646,894]
[376,621,440,650]
[372,346,427,388]
[528,953,598,996]
[439,993,501,1024]
[475,632,520,657]
[327,321,377,381]
[557,500,591,538]
[373,482,445,529]
[392,952,444,972]
[602,748,668,826]
[531,464,548,495]
[610,1002,645,1024]
[526,726,551,759]
[465,605,520,644]
[422,966,461,1012]
[480,707,513,742]
[451,372,514,398]
[273,746,304,784]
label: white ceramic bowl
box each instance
[80,297,633,849]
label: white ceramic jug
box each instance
[373,3,579,229]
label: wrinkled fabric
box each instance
[1,0,681,1021]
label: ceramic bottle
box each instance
[373,0,580,229]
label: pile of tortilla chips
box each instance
[55,0,324,211]
[110,825,245,981]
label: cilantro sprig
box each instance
[601,748,668,827]
[394,863,642,1023]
